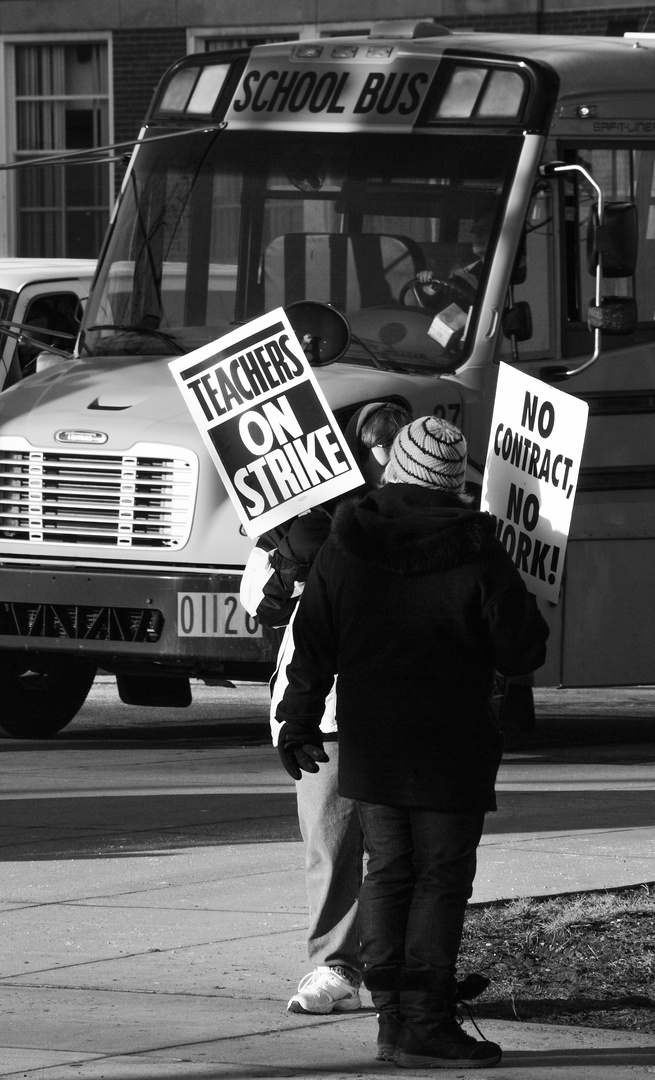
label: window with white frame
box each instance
[11,40,110,258]
[189,21,371,53]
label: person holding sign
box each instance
[274,416,548,1068]
[240,401,412,1015]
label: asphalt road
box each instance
[0,678,654,863]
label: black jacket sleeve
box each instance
[482,539,550,677]
[258,509,332,628]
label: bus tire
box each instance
[0,656,97,738]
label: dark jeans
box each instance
[357,801,485,1007]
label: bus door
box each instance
[501,144,655,687]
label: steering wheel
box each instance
[399,276,472,311]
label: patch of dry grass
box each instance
[460,883,655,1032]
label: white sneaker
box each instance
[287,965,362,1014]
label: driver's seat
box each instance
[263,233,425,312]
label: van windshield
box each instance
[81,129,520,372]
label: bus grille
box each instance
[0,445,197,548]
[0,602,163,642]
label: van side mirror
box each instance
[587,202,638,278]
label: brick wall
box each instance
[112,28,187,194]
[539,6,650,34]
[434,4,652,35]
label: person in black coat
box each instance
[240,401,411,1016]
[275,415,549,1069]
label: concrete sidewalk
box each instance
[1,684,654,1078]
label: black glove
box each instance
[279,509,331,566]
[277,722,329,781]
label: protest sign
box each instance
[481,362,589,603]
[168,308,364,537]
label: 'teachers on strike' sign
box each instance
[481,363,589,604]
[168,308,364,538]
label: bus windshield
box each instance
[81,129,521,372]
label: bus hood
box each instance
[0,352,430,450]
[0,349,438,455]
[0,356,194,450]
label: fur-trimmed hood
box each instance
[331,482,497,576]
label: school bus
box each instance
[0,20,653,736]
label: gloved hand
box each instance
[277,722,329,781]
[279,509,331,567]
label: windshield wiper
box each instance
[85,324,184,355]
[0,319,76,361]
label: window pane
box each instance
[477,70,525,118]
[435,67,486,118]
[13,42,110,258]
[84,129,520,373]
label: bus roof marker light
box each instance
[296,45,323,59]
[332,45,358,59]
[577,105,596,119]
[367,46,394,59]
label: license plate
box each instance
[177,592,262,638]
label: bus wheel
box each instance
[0,656,97,738]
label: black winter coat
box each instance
[276,484,549,813]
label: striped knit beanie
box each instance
[384,416,467,493]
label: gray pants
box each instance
[295,742,364,975]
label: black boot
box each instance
[376,1011,402,1063]
[362,964,402,1063]
[395,1018,502,1069]
[394,969,502,1070]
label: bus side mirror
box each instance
[285,300,351,365]
[510,232,527,286]
[502,301,532,342]
[540,162,638,380]
[587,202,638,277]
